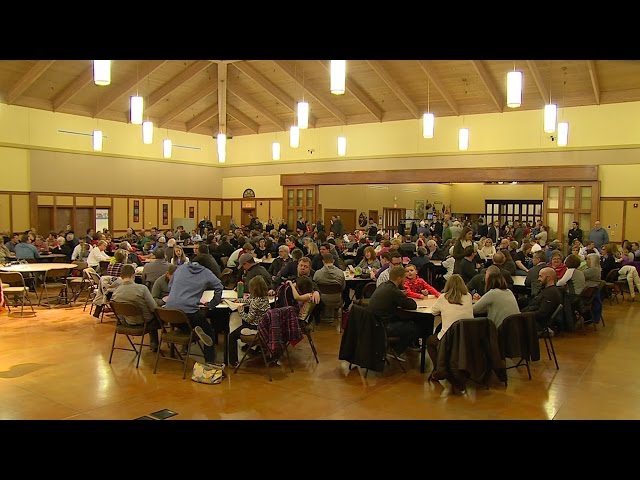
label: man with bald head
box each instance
[588,220,609,251]
[522,267,562,334]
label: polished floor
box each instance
[0,293,639,420]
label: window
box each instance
[485,200,543,227]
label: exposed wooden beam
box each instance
[232,62,317,127]
[316,60,382,122]
[146,60,211,110]
[274,60,347,124]
[218,62,227,135]
[416,60,459,116]
[470,60,503,113]
[52,65,93,112]
[227,82,285,131]
[7,60,55,104]
[586,60,601,105]
[366,60,420,118]
[227,104,259,133]
[526,60,550,105]
[186,105,218,132]
[158,83,217,128]
[94,60,166,117]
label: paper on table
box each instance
[224,299,244,311]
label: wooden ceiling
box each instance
[1,59,640,138]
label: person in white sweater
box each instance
[87,240,111,270]
[472,269,520,329]
[478,238,497,261]
[426,274,474,393]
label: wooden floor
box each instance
[0,294,638,420]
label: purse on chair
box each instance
[191,362,225,384]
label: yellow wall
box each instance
[450,183,544,213]
[600,200,624,242]
[11,194,30,232]
[0,104,216,165]
[223,102,640,165]
[599,164,640,197]
[0,194,11,233]
[0,147,30,191]
[222,175,282,198]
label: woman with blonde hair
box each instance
[426,274,474,392]
[478,237,497,261]
[171,245,190,266]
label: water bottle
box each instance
[237,280,244,298]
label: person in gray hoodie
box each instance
[164,261,223,365]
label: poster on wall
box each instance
[189,207,195,218]
[414,200,425,220]
[162,204,169,225]
[133,200,139,223]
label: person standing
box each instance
[588,221,609,251]
[198,216,213,236]
[567,221,583,247]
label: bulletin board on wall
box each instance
[172,218,196,232]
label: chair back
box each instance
[418,262,436,284]
[73,261,89,271]
[45,267,71,281]
[85,268,101,287]
[549,304,564,328]
[434,317,507,388]
[362,281,377,298]
[99,260,111,274]
[0,271,27,287]
[317,282,343,295]
[498,312,541,362]
[605,268,620,283]
[155,308,190,327]
[110,301,143,319]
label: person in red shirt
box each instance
[403,264,440,299]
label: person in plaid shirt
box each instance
[107,250,127,278]
[403,264,440,299]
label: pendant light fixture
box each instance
[557,122,569,147]
[544,61,557,133]
[458,128,469,151]
[272,131,281,160]
[423,79,434,138]
[142,120,153,144]
[130,95,143,124]
[330,60,346,95]
[290,125,300,148]
[337,135,347,156]
[506,64,522,108]
[92,130,103,151]
[217,133,226,163]
[544,104,557,133]
[93,60,111,86]
[297,101,309,129]
[163,138,172,158]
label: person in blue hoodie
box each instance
[164,261,223,365]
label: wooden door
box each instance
[75,208,94,238]
[382,207,406,237]
[283,186,317,233]
[544,181,599,248]
[324,209,357,235]
[55,207,73,234]
[241,209,255,228]
[38,207,53,235]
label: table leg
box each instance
[420,333,428,373]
